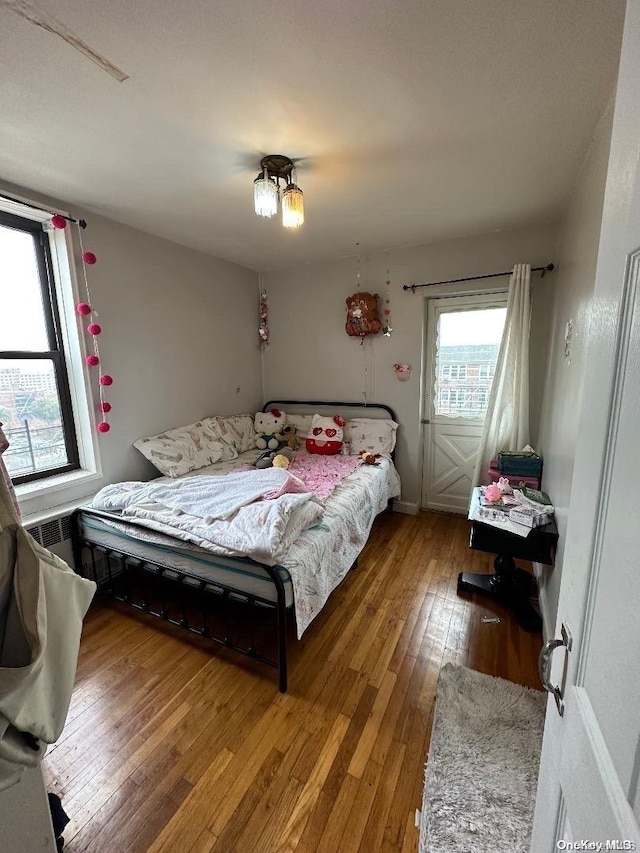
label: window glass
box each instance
[434,307,506,418]
[0,359,69,478]
[0,224,49,350]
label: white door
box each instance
[531,2,640,847]
[421,294,507,513]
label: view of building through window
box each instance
[0,216,77,481]
[434,307,506,418]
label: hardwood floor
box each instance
[43,510,542,852]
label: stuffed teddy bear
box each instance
[254,409,286,451]
[359,450,381,465]
[345,292,382,338]
[277,424,300,451]
[255,447,294,469]
[306,415,346,455]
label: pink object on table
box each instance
[484,483,502,503]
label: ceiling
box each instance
[0,0,625,271]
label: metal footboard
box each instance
[70,509,290,691]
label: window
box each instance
[0,209,79,483]
[433,307,506,418]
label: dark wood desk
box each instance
[457,488,558,633]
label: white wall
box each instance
[535,100,615,632]
[2,182,262,517]
[262,223,557,508]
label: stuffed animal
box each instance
[359,450,381,465]
[345,292,382,338]
[277,424,300,451]
[255,447,294,469]
[306,415,346,455]
[254,409,286,451]
[484,483,502,503]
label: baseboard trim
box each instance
[393,500,419,515]
[533,561,551,643]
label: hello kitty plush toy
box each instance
[254,409,287,451]
[306,415,347,455]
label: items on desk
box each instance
[478,481,554,530]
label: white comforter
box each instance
[91,469,322,566]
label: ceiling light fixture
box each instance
[253,155,304,229]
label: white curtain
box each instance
[473,263,531,486]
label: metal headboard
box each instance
[262,400,398,460]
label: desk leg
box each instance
[457,555,542,633]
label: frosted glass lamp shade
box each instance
[282,183,304,228]
[254,173,278,218]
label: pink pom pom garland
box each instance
[51,214,67,230]
[74,222,113,435]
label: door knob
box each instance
[538,623,572,717]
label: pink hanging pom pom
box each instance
[100,401,112,413]
[82,251,97,265]
[85,355,100,366]
[76,302,92,315]
[87,323,102,335]
[51,214,67,229]
[99,374,113,386]
[97,421,111,433]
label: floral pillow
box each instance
[134,419,235,477]
[344,418,399,456]
[209,415,255,455]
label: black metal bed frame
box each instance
[70,400,397,693]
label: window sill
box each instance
[16,468,102,519]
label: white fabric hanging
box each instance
[473,263,531,486]
[0,429,96,791]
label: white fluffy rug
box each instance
[420,663,546,853]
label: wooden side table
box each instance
[457,488,558,632]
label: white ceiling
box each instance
[0,0,625,271]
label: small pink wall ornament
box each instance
[393,363,411,382]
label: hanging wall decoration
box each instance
[345,243,381,341]
[259,289,269,346]
[51,214,113,434]
[381,258,394,337]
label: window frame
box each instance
[0,208,80,484]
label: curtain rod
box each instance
[402,263,555,292]
[0,191,86,228]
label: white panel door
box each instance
[531,2,640,847]
[421,294,507,513]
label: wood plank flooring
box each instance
[43,510,542,852]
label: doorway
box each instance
[421,293,507,513]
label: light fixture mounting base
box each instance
[260,154,294,182]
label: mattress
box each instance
[76,448,401,636]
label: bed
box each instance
[71,401,401,691]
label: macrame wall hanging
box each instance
[50,214,113,434]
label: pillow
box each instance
[210,414,255,455]
[134,419,235,477]
[285,412,315,437]
[344,418,399,455]
[306,414,346,455]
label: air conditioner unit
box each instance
[26,515,74,566]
